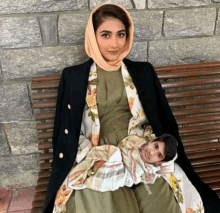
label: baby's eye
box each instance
[158,153,162,158]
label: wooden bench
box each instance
[30,62,220,213]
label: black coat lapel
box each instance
[69,58,93,137]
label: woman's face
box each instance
[95,18,127,62]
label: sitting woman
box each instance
[53,133,204,213]
[42,3,220,213]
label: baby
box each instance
[66,132,178,192]
[92,133,177,173]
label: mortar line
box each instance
[56,14,60,45]
[37,16,45,46]
[146,0,149,9]
[147,41,149,62]
[214,7,219,35]
[130,0,136,9]
[26,83,34,120]
[0,61,4,80]
[3,127,12,154]
[161,10,165,37]
[88,0,90,11]
[0,4,219,18]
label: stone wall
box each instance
[0,0,220,188]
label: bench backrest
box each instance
[30,62,220,213]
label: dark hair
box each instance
[92,4,130,38]
[153,134,178,162]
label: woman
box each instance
[43,4,220,213]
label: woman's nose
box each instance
[109,36,118,48]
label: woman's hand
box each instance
[92,160,105,172]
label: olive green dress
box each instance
[66,67,181,213]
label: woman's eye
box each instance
[118,33,125,38]
[101,34,110,38]
[155,143,158,149]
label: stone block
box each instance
[149,37,220,66]
[0,84,32,122]
[131,11,163,40]
[0,17,42,49]
[133,0,146,9]
[59,13,89,44]
[127,42,147,61]
[164,8,216,37]
[39,15,58,46]
[213,0,220,2]
[90,0,133,9]
[0,124,10,155]
[1,45,88,79]
[148,0,211,9]
[4,122,38,155]
[0,154,39,187]
[0,0,88,14]
[216,10,220,35]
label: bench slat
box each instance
[40,162,52,170]
[33,101,56,109]
[32,91,57,100]
[155,62,220,71]
[187,149,220,159]
[209,182,220,190]
[38,132,53,139]
[39,142,52,150]
[161,78,220,89]
[33,192,46,201]
[173,107,220,117]
[177,115,220,125]
[181,133,220,143]
[185,143,220,152]
[190,156,220,165]
[198,170,220,178]
[31,81,59,90]
[166,88,220,99]
[194,164,220,172]
[34,112,55,120]
[169,96,220,107]
[32,75,61,82]
[37,123,54,130]
[39,153,53,161]
[157,68,220,78]
[202,176,220,184]
[179,123,220,134]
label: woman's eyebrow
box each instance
[100,29,126,34]
[100,30,111,34]
[118,29,126,33]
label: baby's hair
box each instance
[153,134,178,162]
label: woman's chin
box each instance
[104,54,120,62]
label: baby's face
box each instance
[140,140,165,165]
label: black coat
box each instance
[43,58,220,213]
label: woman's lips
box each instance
[108,50,119,55]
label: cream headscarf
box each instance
[85,4,134,71]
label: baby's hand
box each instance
[92,160,105,173]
